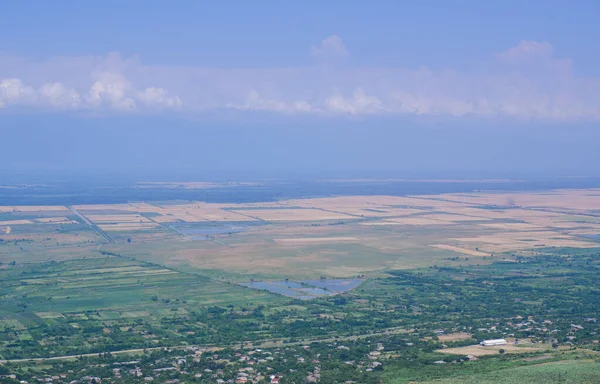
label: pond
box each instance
[301,279,363,293]
[240,279,363,300]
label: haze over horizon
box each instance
[1,1,599,177]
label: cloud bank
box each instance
[1,71,180,112]
[1,36,598,120]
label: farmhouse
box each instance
[480,339,507,346]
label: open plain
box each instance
[1,186,600,383]
[1,188,600,277]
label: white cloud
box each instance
[87,72,136,110]
[228,89,313,114]
[39,82,82,109]
[137,87,182,108]
[495,40,554,62]
[324,88,386,115]
[0,69,181,112]
[0,39,599,120]
[311,35,348,60]
[0,78,36,107]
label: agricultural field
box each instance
[0,255,285,359]
[63,189,600,278]
[3,189,600,279]
[1,187,600,382]
[1,248,600,383]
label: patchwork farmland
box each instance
[1,187,600,383]
[2,189,600,276]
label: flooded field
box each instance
[240,279,363,300]
[301,279,363,292]
[577,234,600,241]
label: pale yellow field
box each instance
[0,206,68,212]
[0,231,100,244]
[98,223,160,231]
[369,196,472,208]
[437,332,473,342]
[73,204,138,211]
[385,217,450,225]
[421,213,490,222]
[229,208,355,222]
[199,212,256,222]
[283,197,442,216]
[34,217,78,224]
[66,190,600,229]
[150,204,255,222]
[0,219,34,225]
[431,189,600,212]
[282,196,428,217]
[319,207,425,218]
[152,213,204,223]
[3,188,600,275]
[438,343,547,356]
[479,223,549,231]
[431,207,512,219]
[361,218,447,226]
[454,231,598,252]
[360,221,410,226]
[275,237,359,244]
[86,214,153,223]
[430,244,490,257]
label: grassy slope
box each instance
[414,360,600,384]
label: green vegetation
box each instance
[418,360,600,384]
[1,247,600,383]
[2,187,600,383]
[0,255,285,359]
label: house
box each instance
[480,339,507,346]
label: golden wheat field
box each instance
[1,189,599,276]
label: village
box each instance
[4,309,599,384]
[0,339,391,384]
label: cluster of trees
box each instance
[2,249,600,382]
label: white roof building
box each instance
[480,339,507,346]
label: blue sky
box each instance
[2,1,599,70]
[1,1,599,176]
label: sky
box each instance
[1,1,599,178]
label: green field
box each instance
[418,360,600,384]
[0,255,286,359]
[2,190,600,383]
